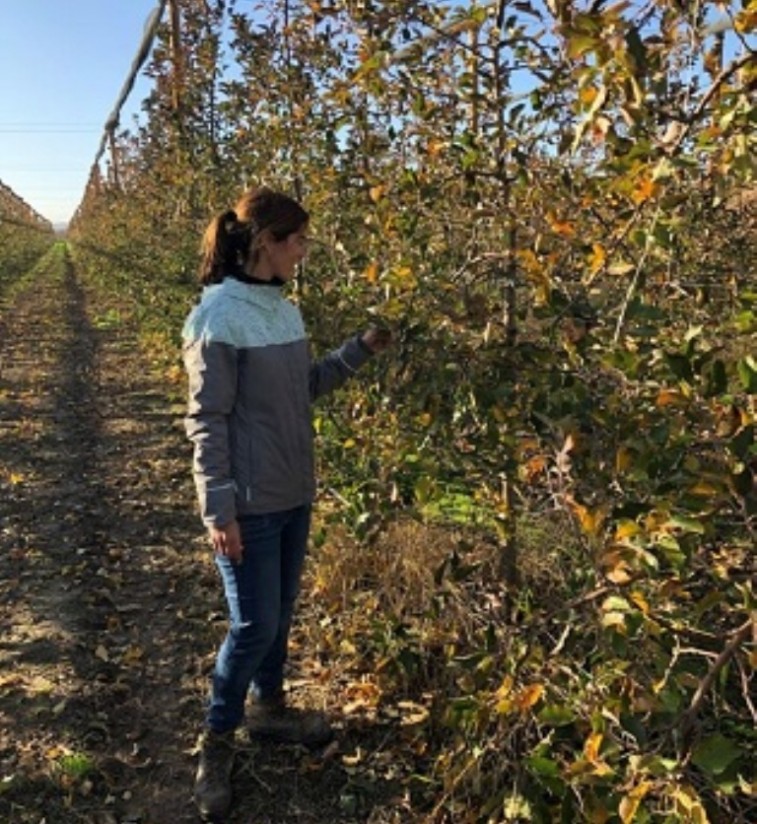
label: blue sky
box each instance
[0,1,159,226]
[1,2,750,227]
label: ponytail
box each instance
[198,209,254,285]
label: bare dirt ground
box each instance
[0,251,410,824]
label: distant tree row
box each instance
[0,178,55,285]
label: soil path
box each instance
[0,249,402,823]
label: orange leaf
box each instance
[656,388,681,407]
[631,177,658,205]
[363,261,379,284]
[569,498,607,537]
[548,215,576,237]
[523,454,547,482]
[580,85,599,106]
[515,683,544,712]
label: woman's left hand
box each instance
[361,326,393,353]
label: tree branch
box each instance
[668,53,756,156]
[679,617,754,746]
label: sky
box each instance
[0,1,160,227]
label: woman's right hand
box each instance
[209,520,243,564]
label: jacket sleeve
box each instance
[309,334,373,402]
[183,338,238,527]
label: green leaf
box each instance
[691,734,743,776]
[665,353,694,382]
[730,425,754,460]
[525,755,561,778]
[737,356,757,392]
[625,27,648,74]
[538,704,576,726]
[566,32,598,59]
[703,359,728,397]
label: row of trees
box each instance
[68,1,755,821]
[0,179,55,286]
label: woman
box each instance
[183,187,390,819]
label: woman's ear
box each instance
[256,227,274,252]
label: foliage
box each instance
[67,1,756,820]
[0,179,56,293]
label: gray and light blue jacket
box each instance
[182,276,372,526]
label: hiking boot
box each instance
[194,729,235,821]
[248,698,333,747]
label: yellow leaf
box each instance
[615,446,633,473]
[673,785,711,824]
[630,591,650,615]
[688,481,721,497]
[339,639,357,655]
[29,676,55,695]
[608,260,635,276]
[343,438,356,449]
[46,745,71,761]
[606,562,633,584]
[517,248,541,274]
[495,674,513,700]
[735,9,757,33]
[589,242,606,275]
[615,520,641,540]
[619,793,641,824]
[369,184,386,203]
[585,731,603,763]
[602,611,627,632]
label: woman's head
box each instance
[198,188,309,285]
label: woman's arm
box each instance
[308,328,391,401]
[184,338,239,528]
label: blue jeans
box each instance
[207,504,311,733]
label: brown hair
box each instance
[198,187,309,285]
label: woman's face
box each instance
[264,225,310,281]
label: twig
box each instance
[613,205,660,344]
[679,617,754,744]
[668,53,756,156]
[736,654,757,726]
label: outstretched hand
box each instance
[361,326,393,354]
